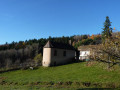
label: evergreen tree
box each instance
[102,16,112,39]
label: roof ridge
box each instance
[44,41,75,50]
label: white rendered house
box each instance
[78,45,99,61]
[79,50,90,60]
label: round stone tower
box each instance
[42,41,53,67]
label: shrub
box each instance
[34,53,43,67]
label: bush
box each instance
[34,53,43,66]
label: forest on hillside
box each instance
[0,34,102,70]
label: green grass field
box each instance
[0,61,120,89]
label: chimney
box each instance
[69,40,72,45]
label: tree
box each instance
[102,16,112,39]
[34,53,43,66]
[91,32,120,69]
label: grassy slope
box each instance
[0,62,120,85]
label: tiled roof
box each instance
[44,41,75,50]
[78,45,101,51]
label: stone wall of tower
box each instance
[42,48,52,67]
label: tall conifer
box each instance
[102,16,112,39]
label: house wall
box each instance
[42,48,75,67]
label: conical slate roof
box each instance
[44,41,53,48]
[44,41,75,50]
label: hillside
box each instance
[0,61,120,89]
[0,34,102,71]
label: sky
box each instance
[0,0,120,44]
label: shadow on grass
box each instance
[50,59,85,67]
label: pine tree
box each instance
[102,16,112,39]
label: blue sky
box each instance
[0,0,120,44]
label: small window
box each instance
[54,50,57,56]
[63,51,66,56]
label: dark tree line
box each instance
[0,36,74,51]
